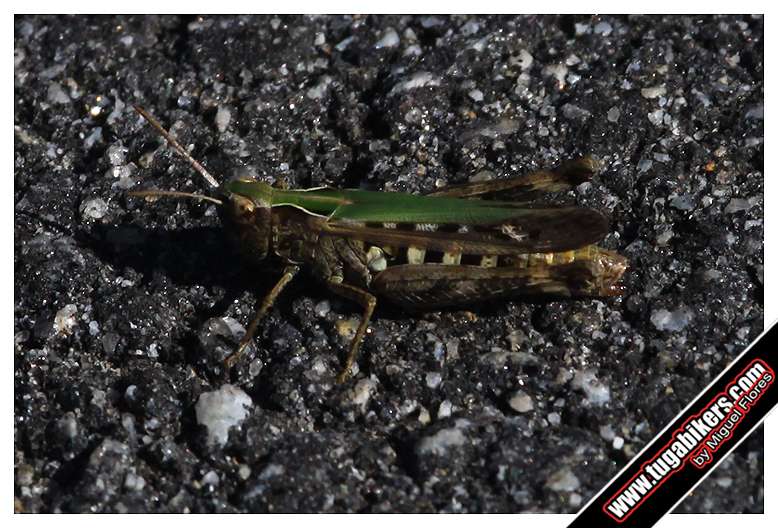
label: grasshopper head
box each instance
[130,105,272,264]
[218,179,275,263]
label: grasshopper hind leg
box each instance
[327,280,377,383]
[224,265,299,371]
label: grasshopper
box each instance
[129,105,627,383]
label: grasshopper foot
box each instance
[336,365,352,384]
[224,338,251,372]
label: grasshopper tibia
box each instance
[327,281,377,384]
[224,265,300,371]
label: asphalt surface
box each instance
[15,15,764,513]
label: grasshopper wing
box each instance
[323,202,609,254]
[270,179,610,254]
[426,158,599,199]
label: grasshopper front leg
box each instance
[224,265,300,371]
[327,280,377,383]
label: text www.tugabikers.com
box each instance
[603,359,774,523]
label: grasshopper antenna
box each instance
[127,189,223,205]
[133,104,220,189]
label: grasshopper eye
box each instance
[231,194,255,213]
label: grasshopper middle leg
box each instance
[224,265,299,370]
[327,280,377,383]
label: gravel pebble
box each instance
[195,385,253,447]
